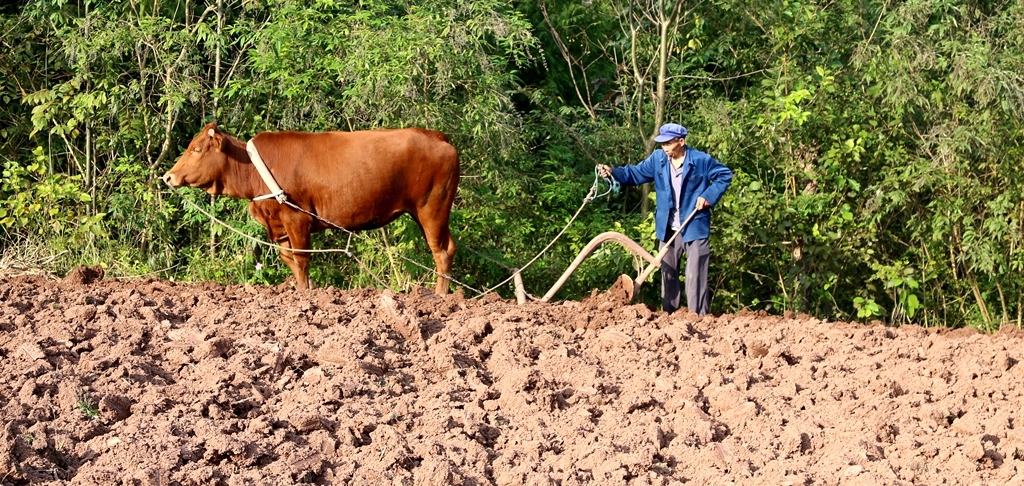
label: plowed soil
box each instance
[2,267,1023,485]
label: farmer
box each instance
[597,123,732,315]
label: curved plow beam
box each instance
[540,232,656,303]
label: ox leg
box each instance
[421,219,456,295]
[280,218,313,290]
[275,240,306,290]
[251,201,312,290]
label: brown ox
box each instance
[162,122,459,293]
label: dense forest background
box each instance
[1,0,1021,329]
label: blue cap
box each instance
[653,123,688,142]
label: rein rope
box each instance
[470,170,619,298]
[473,185,595,298]
[279,197,486,294]
[165,180,484,294]
[165,159,621,299]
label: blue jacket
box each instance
[611,146,732,242]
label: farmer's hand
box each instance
[596,164,613,178]
[695,197,710,210]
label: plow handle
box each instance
[633,208,699,287]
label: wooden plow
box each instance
[513,209,699,305]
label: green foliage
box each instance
[1,0,1021,331]
[74,391,100,418]
[0,147,105,239]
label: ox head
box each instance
[162,122,230,194]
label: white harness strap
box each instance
[246,139,287,203]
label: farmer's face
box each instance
[661,138,685,156]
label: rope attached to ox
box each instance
[165,179,485,292]
[472,169,619,299]
[165,164,621,300]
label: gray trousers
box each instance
[659,236,710,315]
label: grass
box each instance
[74,391,100,418]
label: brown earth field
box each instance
[2,267,1024,485]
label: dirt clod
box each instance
[62,265,105,285]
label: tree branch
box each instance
[538,0,596,120]
[665,68,773,82]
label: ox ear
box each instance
[207,128,224,151]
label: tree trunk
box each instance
[641,0,675,216]
[209,0,225,258]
